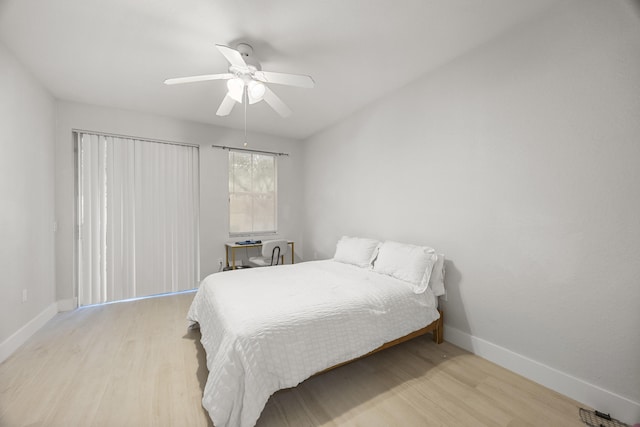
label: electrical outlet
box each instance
[217,258,223,266]
[22,289,28,303]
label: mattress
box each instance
[187,259,441,427]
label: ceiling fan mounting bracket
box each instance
[236,43,254,57]
[233,43,262,71]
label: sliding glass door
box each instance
[76,132,199,306]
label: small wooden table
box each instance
[225,241,295,269]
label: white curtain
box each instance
[77,132,199,306]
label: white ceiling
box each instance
[0,0,560,139]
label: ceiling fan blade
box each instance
[215,44,247,69]
[254,71,315,88]
[263,87,292,118]
[164,73,233,85]
[216,94,236,116]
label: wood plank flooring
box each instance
[0,292,586,426]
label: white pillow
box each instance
[333,236,380,268]
[429,254,446,297]
[373,241,437,293]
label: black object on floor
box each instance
[579,408,629,427]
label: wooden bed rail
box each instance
[314,309,444,377]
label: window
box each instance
[228,151,277,235]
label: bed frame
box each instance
[314,309,444,376]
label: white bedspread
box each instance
[187,260,440,427]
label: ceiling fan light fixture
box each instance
[248,80,266,102]
[227,78,244,103]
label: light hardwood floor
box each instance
[0,292,586,427]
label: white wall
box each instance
[302,0,640,421]
[55,101,304,305]
[0,42,56,352]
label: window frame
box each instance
[228,150,278,237]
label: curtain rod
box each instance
[72,129,199,148]
[211,144,289,157]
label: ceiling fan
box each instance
[164,43,314,118]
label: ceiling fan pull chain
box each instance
[244,89,248,147]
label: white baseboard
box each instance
[0,302,58,364]
[444,325,640,425]
[57,297,77,312]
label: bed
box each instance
[187,238,445,427]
